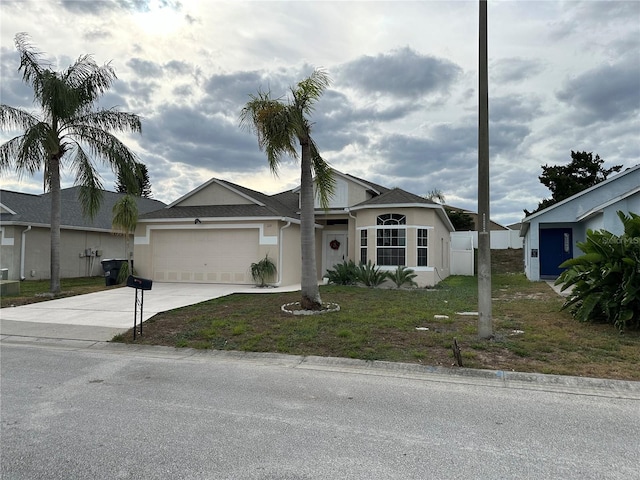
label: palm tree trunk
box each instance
[299,139,322,309]
[49,156,62,294]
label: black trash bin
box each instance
[100,259,128,286]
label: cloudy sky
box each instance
[1,0,638,225]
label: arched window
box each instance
[377,213,406,225]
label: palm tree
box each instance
[0,33,141,293]
[111,194,139,282]
[240,69,335,310]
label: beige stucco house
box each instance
[0,187,166,281]
[134,171,454,287]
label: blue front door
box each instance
[539,228,573,277]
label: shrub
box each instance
[250,254,277,287]
[326,260,359,285]
[356,260,389,287]
[556,211,640,331]
[387,265,418,288]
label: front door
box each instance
[323,232,347,274]
[539,228,573,277]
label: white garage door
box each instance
[152,229,259,283]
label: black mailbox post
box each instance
[126,275,153,339]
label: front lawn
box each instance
[113,274,640,381]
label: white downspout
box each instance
[346,207,357,261]
[20,225,31,280]
[276,219,292,286]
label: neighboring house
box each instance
[444,205,508,232]
[520,164,640,281]
[0,187,166,281]
[134,171,454,287]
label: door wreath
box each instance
[329,239,341,250]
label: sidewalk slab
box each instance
[1,282,300,340]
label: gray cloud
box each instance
[140,105,264,173]
[337,47,462,99]
[556,61,640,124]
[164,60,192,76]
[60,0,172,15]
[82,28,114,42]
[490,95,543,124]
[491,57,546,84]
[0,47,33,110]
[127,58,164,78]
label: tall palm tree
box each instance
[0,33,141,293]
[240,69,335,310]
[111,194,139,281]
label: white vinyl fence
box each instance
[450,233,474,275]
[451,229,522,250]
[449,230,523,276]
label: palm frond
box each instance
[0,124,49,176]
[240,93,297,174]
[70,144,104,219]
[14,33,46,88]
[67,124,139,167]
[72,61,118,108]
[309,139,335,210]
[293,68,330,115]
[72,109,142,135]
[0,105,39,130]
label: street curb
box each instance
[2,335,639,399]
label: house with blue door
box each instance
[520,164,640,281]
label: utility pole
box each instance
[478,0,493,339]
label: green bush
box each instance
[326,260,359,285]
[387,265,418,288]
[356,260,389,287]
[556,211,640,331]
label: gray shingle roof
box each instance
[0,187,166,230]
[352,188,436,207]
[118,176,438,222]
[341,173,391,195]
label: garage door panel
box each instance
[152,229,259,284]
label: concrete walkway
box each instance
[546,280,573,297]
[0,283,300,341]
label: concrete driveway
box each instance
[0,283,300,341]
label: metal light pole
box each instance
[478,0,493,339]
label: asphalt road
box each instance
[2,341,639,480]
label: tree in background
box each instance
[116,162,152,198]
[446,209,475,231]
[111,194,138,281]
[424,190,474,230]
[525,151,622,216]
[0,33,140,293]
[240,69,335,310]
[425,189,446,204]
